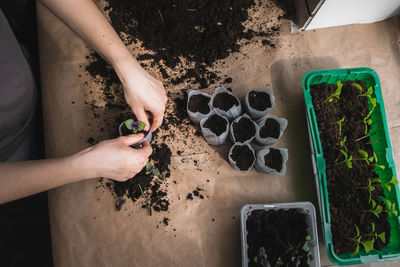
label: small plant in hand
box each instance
[310,79,397,256]
[124,119,147,134]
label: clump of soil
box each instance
[260,118,280,138]
[188,94,211,114]
[203,114,228,136]
[101,0,283,88]
[311,80,390,255]
[264,148,282,172]
[248,91,271,111]
[186,187,205,200]
[246,209,311,267]
[212,92,239,111]
[231,144,255,171]
[232,117,256,142]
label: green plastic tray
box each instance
[302,67,400,265]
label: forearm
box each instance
[39,0,141,76]
[0,153,92,204]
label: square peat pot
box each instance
[303,67,400,265]
[240,202,321,267]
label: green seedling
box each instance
[351,82,363,92]
[366,97,377,120]
[363,223,386,246]
[362,117,373,135]
[356,178,376,203]
[124,119,146,134]
[358,86,373,98]
[354,150,385,169]
[381,197,399,216]
[253,247,270,267]
[325,81,343,103]
[337,136,348,152]
[336,149,353,168]
[362,199,383,218]
[347,224,362,255]
[145,161,163,183]
[331,116,345,136]
[275,257,283,267]
[380,176,399,191]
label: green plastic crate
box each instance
[302,67,400,265]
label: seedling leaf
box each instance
[124,119,134,130]
[378,232,386,243]
[361,239,375,253]
[351,83,363,92]
[358,149,368,158]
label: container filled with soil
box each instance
[187,90,212,124]
[255,115,288,146]
[244,87,275,120]
[255,147,288,175]
[200,111,229,146]
[119,118,152,147]
[303,68,400,265]
[241,202,320,267]
[228,143,256,173]
[210,86,242,121]
[230,114,258,143]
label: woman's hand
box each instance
[78,134,152,181]
[115,59,167,132]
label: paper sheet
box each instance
[37,1,400,266]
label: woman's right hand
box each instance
[77,134,152,181]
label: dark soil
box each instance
[212,92,239,111]
[248,91,271,111]
[232,117,256,142]
[188,94,211,114]
[311,80,390,255]
[102,0,282,88]
[264,148,282,172]
[260,118,280,139]
[230,144,254,171]
[203,114,228,136]
[247,209,312,267]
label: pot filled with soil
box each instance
[119,118,152,147]
[303,68,400,265]
[230,114,258,143]
[200,111,229,146]
[241,202,320,267]
[244,87,275,120]
[187,90,212,124]
[255,115,288,146]
[228,142,256,173]
[210,86,242,121]
[255,147,288,175]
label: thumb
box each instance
[120,133,145,146]
[134,108,150,131]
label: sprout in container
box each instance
[119,118,152,147]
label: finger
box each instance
[139,141,153,157]
[120,133,144,146]
[151,111,164,132]
[134,108,150,131]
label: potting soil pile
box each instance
[37,0,400,265]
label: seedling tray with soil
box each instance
[241,202,320,267]
[303,68,400,265]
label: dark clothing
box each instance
[0,9,36,161]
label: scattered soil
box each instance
[246,209,312,267]
[248,91,271,111]
[232,117,256,142]
[102,0,283,88]
[264,148,282,172]
[186,187,205,200]
[230,144,255,171]
[311,80,390,255]
[203,114,228,136]
[260,118,280,138]
[188,94,211,114]
[212,92,239,111]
